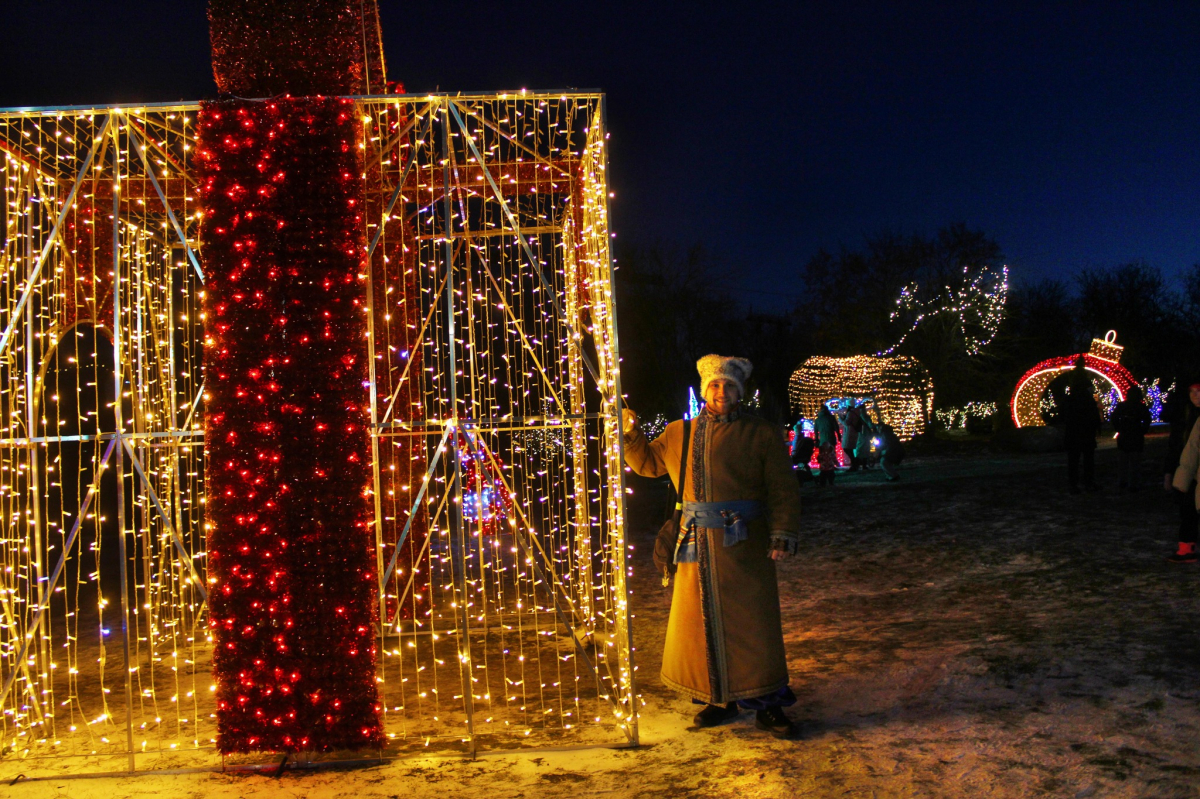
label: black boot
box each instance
[693,702,739,728]
[754,705,800,739]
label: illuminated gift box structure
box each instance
[1010,331,1136,428]
[789,355,934,443]
[0,91,633,774]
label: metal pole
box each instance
[112,144,137,772]
[442,103,476,758]
[361,105,389,652]
[23,168,51,723]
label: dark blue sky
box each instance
[3,1,1197,311]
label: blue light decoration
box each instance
[685,386,703,420]
[1141,378,1172,424]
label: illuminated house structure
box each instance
[789,355,934,441]
[0,6,633,774]
[1010,331,1137,428]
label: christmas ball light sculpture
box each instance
[1010,331,1136,428]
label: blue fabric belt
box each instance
[675,500,764,563]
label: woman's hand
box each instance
[622,408,639,435]
[769,549,793,561]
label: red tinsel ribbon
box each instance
[208,0,387,96]
[198,96,384,753]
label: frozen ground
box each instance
[6,435,1199,798]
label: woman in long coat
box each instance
[622,355,802,737]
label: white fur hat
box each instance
[697,354,753,398]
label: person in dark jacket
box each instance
[841,404,863,471]
[878,423,905,482]
[1062,359,1102,494]
[815,404,840,486]
[790,421,815,482]
[1110,385,1152,491]
[1164,380,1200,563]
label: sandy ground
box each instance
[5,436,1199,798]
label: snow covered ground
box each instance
[6,436,1199,798]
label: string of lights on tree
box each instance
[934,401,998,430]
[877,264,1009,357]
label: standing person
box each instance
[842,403,862,471]
[790,421,815,482]
[1165,381,1200,563]
[621,355,803,738]
[878,423,905,482]
[815,404,840,486]
[1062,359,1102,494]
[1110,385,1152,491]
[854,401,876,469]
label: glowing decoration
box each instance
[639,412,668,441]
[198,0,389,753]
[686,386,702,420]
[1010,331,1137,428]
[0,90,634,775]
[789,355,934,441]
[935,401,998,430]
[199,96,384,753]
[879,264,1008,356]
[1141,378,1173,423]
[458,431,512,536]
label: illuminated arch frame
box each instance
[1010,353,1137,428]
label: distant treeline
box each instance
[614,224,1200,425]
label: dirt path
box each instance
[6,440,1199,797]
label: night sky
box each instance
[2,1,1198,311]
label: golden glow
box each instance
[0,93,632,774]
[789,355,934,441]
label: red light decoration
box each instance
[1010,331,1137,428]
[208,0,387,96]
[198,0,388,754]
[198,95,384,753]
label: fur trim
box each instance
[697,354,753,399]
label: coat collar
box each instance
[701,406,741,423]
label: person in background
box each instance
[1165,380,1200,563]
[1110,385,1151,492]
[1062,359,1102,494]
[841,402,863,471]
[790,421,815,483]
[878,423,906,482]
[621,355,803,738]
[854,400,876,469]
[815,404,840,487]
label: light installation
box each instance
[0,92,633,775]
[1010,331,1137,428]
[878,264,1008,357]
[685,387,701,420]
[789,355,934,441]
